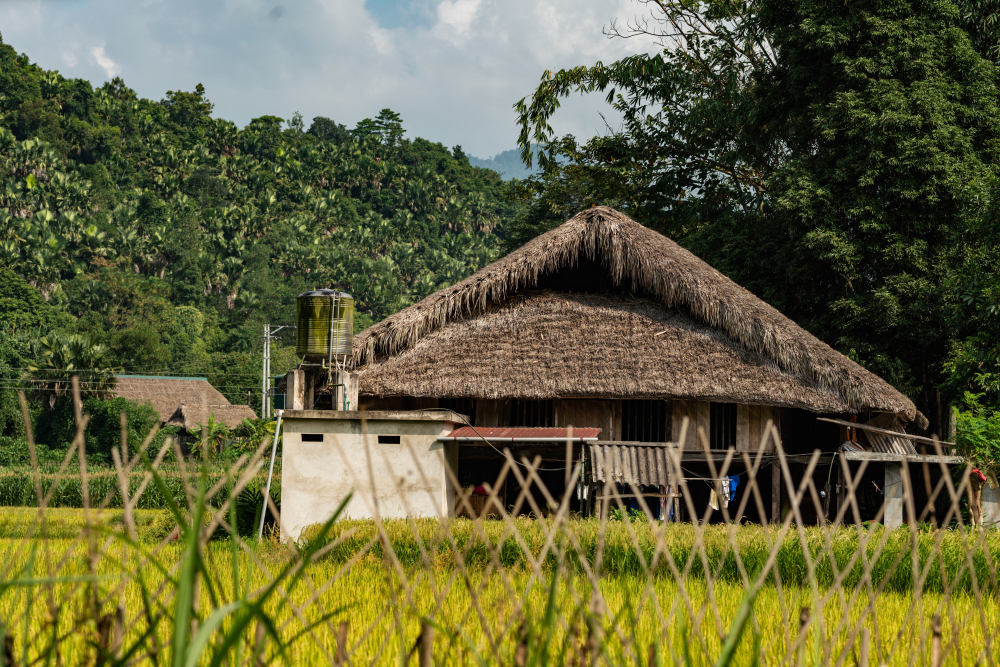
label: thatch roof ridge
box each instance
[352,207,917,421]
[113,376,230,423]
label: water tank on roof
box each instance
[296,290,354,360]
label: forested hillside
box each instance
[0,33,517,431]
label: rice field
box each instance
[0,508,996,666]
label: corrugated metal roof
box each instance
[440,427,601,442]
[588,444,673,486]
[861,413,917,455]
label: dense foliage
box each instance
[513,0,1000,429]
[0,32,518,444]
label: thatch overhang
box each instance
[166,404,259,432]
[351,207,918,423]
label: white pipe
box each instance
[258,409,283,540]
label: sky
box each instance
[0,0,656,158]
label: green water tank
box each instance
[296,290,354,359]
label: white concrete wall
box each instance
[280,411,460,541]
[884,463,904,529]
[984,484,1000,528]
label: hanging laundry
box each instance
[727,475,741,501]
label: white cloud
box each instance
[0,0,657,157]
[435,0,480,38]
[369,26,395,57]
[90,45,121,78]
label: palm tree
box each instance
[26,333,120,406]
[189,413,230,460]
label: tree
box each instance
[758,0,1000,431]
[515,0,1000,431]
[0,267,71,334]
[352,109,406,150]
[162,83,214,130]
[27,333,119,406]
[307,116,351,144]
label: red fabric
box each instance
[971,468,987,483]
[473,485,489,496]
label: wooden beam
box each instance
[771,460,780,524]
[841,451,964,465]
[817,417,955,446]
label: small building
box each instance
[113,375,257,437]
[281,207,962,530]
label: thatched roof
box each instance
[352,207,918,422]
[166,404,259,432]
[113,376,256,425]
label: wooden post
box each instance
[859,627,870,667]
[336,621,348,666]
[771,461,781,524]
[419,620,433,667]
[797,607,810,667]
[835,458,845,524]
[884,463,904,529]
[515,621,528,667]
[969,471,985,529]
[931,615,941,667]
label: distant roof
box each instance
[166,404,258,432]
[113,376,244,423]
[352,206,920,424]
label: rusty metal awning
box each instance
[588,443,673,486]
[439,427,602,443]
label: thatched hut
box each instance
[341,207,949,524]
[113,376,257,433]
[353,207,917,429]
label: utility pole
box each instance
[261,324,293,421]
[261,323,269,419]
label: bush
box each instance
[0,436,66,467]
[82,396,161,459]
[955,392,1000,475]
[32,396,164,464]
[0,462,279,537]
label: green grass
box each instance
[0,508,995,666]
[0,506,177,540]
[0,463,277,535]
[300,517,1000,595]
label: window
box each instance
[622,400,668,442]
[710,403,737,450]
[301,433,323,442]
[439,397,476,425]
[377,435,401,444]
[509,400,553,427]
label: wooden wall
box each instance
[556,399,618,441]
[736,405,780,452]
[475,399,508,427]
[358,396,782,451]
[671,400,709,449]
